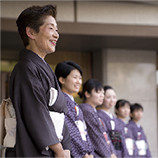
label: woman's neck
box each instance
[100,106,110,113]
[85,100,96,109]
[61,88,72,96]
[132,119,139,124]
[117,116,125,122]
[26,45,46,59]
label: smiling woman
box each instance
[8,4,71,158]
[55,61,94,158]
[26,16,59,58]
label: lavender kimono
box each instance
[97,110,129,158]
[116,118,138,158]
[63,93,93,158]
[79,103,116,158]
[127,120,151,158]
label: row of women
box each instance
[54,60,152,158]
[8,4,151,158]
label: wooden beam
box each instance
[57,22,158,37]
[1,18,158,38]
[81,0,158,5]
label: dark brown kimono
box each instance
[8,49,70,157]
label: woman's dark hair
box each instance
[115,99,131,115]
[79,79,104,101]
[55,61,82,88]
[130,103,143,119]
[130,103,143,113]
[104,85,114,93]
[16,4,57,47]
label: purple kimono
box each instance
[79,103,116,158]
[63,93,93,158]
[97,110,129,158]
[127,120,151,158]
[116,118,138,158]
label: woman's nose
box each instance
[54,31,59,39]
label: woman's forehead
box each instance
[44,16,58,27]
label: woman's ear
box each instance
[84,91,90,99]
[26,27,36,40]
[59,77,65,85]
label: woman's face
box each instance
[61,69,82,95]
[131,109,143,123]
[33,16,59,56]
[87,88,104,107]
[117,103,130,119]
[103,89,117,109]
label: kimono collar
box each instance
[101,109,113,119]
[37,54,47,65]
[129,120,141,128]
[20,49,51,74]
[94,107,97,112]
[136,123,141,128]
[64,93,74,101]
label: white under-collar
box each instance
[136,123,141,128]
[94,107,97,112]
[102,110,113,119]
[37,54,47,65]
[65,93,74,101]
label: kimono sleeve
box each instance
[61,121,71,151]
[141,129,152,158]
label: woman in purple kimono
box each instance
[79,79,117,158]
[97,86,129,158]
[115,99,138,157]
[55,61,94,158]
[127,103,151,158]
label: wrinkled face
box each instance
[61,69,82,95]
[103,89,117,109]
[86,88,104,107]
[117,103,130,119]
[33,16,59,55]
[131,109,143,122]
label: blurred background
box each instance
[1,0,158,156]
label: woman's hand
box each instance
[49,143,67,158]
[83,154,94,158]
[111,153,117,158]
[64,150,71,158]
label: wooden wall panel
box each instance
[45,51,92,82]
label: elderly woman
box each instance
[8,5,71,158]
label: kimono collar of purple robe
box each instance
[20,48,68,114]
[101,109,113,119]
[129,120,141,129]
[64,92,74,101]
